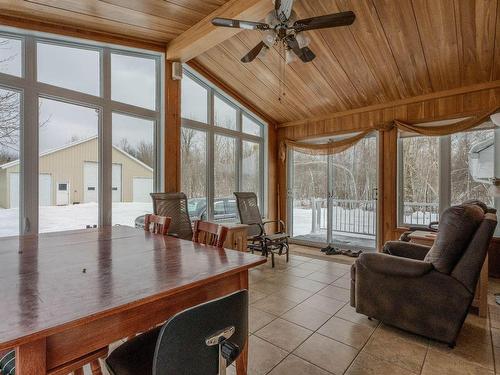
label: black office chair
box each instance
[105,290,248,375]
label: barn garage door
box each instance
[84,162,122,203]
[9,173,52,208]
[133,177,153,202]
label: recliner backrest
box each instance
[451,212,497,293]
[424,203,485,274]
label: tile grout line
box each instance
[252,256,353,374]
[251,254,403,374]
[342,321,381,375]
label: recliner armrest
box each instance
[383,240,431,260]
[358,253,433,277]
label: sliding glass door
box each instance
[288,134,378,250]
[328,136,377,250]
[289,152,327,243]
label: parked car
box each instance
[188,197,239,222]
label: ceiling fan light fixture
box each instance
[295,33,310,48]
[257,45,270,60]
[262,30,276,46]
[285,48,297,63]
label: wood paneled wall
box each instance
[278,84,500,248]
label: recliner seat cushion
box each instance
[424,204,484,274]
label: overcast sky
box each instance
[0,37,155,156]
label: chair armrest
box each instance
[383,241,431,260]
[262,220,286,233]
[357,253,433,277]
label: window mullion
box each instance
[207,88,214,221]
[21,36,38,234]
[397,136,404,226]
[439,135,451,215]
[100,48,112,226]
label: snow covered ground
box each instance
[0,202,152,237]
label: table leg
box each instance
[236,339,248,375]
[16,338,46,374]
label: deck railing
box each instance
[401,202,439,226]
[306,199,439,236]
[311,198,377,236]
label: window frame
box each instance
[397,126,498,228]
[0,28,164,235]
[180,68,266,221]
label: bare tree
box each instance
[116,138,154,167]
[0,89,20,164]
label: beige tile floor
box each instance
[91,246,500,375]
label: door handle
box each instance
[24,217,31,233]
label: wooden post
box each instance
[165,61,181,193]
[377,127,398,250]
[16,338,46,375]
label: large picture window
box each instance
[180,69,265,223]
[398,122,498,227]
[0,30,162,237]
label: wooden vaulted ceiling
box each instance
[1,0,499,127]
[0,0,230,46]
[194,0,500,125]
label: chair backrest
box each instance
[452,211,497,293]
[144,214,171,235]
[150,192,193,240]
[234,192,262,237]
[192,220,229,248]
[153,290,248,375]
[423,203,485,274]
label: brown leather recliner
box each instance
[350,201,497,346]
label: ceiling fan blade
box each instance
[292,11,355,32]
[241,42,266,63]
[212,17,269,30]
[275,0,294,22]
[285,36,316,62]
[299,47,316,62]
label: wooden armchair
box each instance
[144,214,171,235]
[192,220,229,248]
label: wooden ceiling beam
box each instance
[166,0,273,62]
[278,80,500,128]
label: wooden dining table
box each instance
[0,225,266,374]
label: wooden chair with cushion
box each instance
[144,214,171,235]
[192,220,229,248]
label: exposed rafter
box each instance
[166,0,273,62]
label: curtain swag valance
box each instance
[280,107,499,163]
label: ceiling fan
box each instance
[211,0,356,64]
